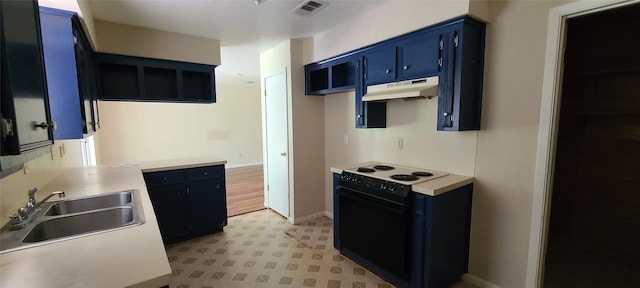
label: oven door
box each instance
[337,185,412,281]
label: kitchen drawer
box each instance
[144,170,184,187]
[185,165,224,181]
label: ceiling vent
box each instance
[290,0,328,17]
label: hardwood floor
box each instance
[226,165,265,217]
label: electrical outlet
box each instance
[344,135,349,144]
[397,137,404,150]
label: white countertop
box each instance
[330,161,474,196]
[0,156,226,288]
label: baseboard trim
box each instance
[225,162,263,169]
[324,211,333,220]
[462,273,501,288]
[291,211,327,224]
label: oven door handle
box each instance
[338,186,407,214]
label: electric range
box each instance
[339,163,447,205]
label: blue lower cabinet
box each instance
[144,165,227,244]
[413,184,473,288]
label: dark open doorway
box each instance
[544,3,640,287]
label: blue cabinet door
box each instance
[148,184,191,243]
[1,0,53,155]
[73,19,100,134]
[39,7,98,139]
[364,45,396,85]
[398,32,440,80]
[437,19,485,131]
[40,8,83,140]
[437,31,457,130]
[189,178,226,234]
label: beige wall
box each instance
[94,20,220,65]
[310,0,575,287]
[260,39,326,221]
[92,20,260,167]
[471,1,574,286]
[96,83,263,167]
[290,39,326,220]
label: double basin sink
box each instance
[0,190,145,253]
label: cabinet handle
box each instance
[32,121,56,131]
[443,112,449,116]
[33,121,56,130]
[33,122,48,129]
[403,65,409,70]
[385,69,391,74]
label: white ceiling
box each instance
[87,0,389,85]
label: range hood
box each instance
[363,76,439,102]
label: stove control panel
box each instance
[339,172,411,195]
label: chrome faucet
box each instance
[9,188,65,230]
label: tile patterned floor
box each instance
[165,209,476,288]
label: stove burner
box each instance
[412,171,433,177]
[357,167,375,173]
[373,165,395,171]
[390,174,419,181]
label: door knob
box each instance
[280,152,287,156]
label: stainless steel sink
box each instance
[44,191,132,216]
[0,189,145,253]
[23,207,134,243]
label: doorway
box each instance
[263,69,290,218]
[541,3,640,287]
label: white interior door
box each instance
[264,70,289,218]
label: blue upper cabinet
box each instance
[436,19,485,131]
[95,53,217,103]
[1,0,53,157]
[364,30,440,86]
[39,7,99,140]
[304,15,486,131]
[305,54,359,95]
